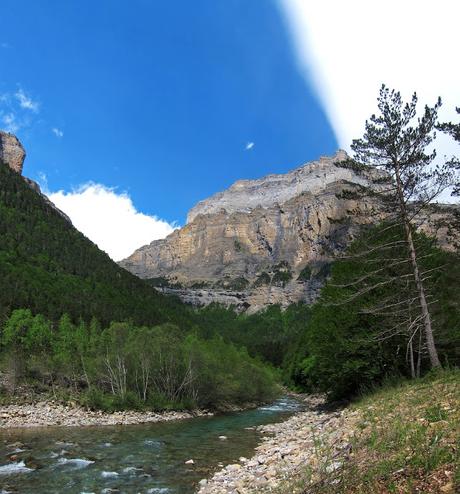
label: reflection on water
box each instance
[0,397,304,494]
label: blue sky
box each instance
[1,1,336,217]
[1,1,458,260]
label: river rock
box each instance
[0,402,211,429]
[198,394,361,494]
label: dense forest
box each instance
[0,161,191,328]
[1,309,277,410]
[286,224,460,398]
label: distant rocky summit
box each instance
[120,151,459,312]
[188,150,366,222]
[0,131,26,174]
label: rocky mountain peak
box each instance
[187,149,365,223]
[0,131,26,174]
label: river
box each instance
[0,397,303,494]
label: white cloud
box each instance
[278,0,460,160]
[46,183,176,261]
[245,141,255,150]
[1,87,40,133]
[52,127,64,138]
[15,88,39,112]
[2,113,19,133]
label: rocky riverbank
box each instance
[198,395,358,493]
[0,401,212,428]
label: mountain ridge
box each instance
[187,149,381,222]
[120,151,459,312]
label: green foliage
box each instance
[234,239,243,252]
[424,404,448,423]
[279,370,459,494]
[0,310,279,410]
[193,303,310,369]
[0,162,189,328]
[252,261,293,288]
[314,263,331,281]
[146,277,175,288]
[272,270,292,287]
[334,158,368,173]
[335,189,362,200]
[190,281,211,289]
[286,224,460,399]
[0,164,284,409]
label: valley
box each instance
[1,116,459,493]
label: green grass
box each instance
[280,369,459,493]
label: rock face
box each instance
[120,151,459,312]
[0,131,26,174]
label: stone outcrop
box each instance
[120,151,459,312]
[0,131,26,174]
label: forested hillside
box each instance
[0,161,190,328]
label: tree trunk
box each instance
[416,328,422,378]
[409,338,416,379]
[394,164,441,368]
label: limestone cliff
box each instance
[0,131,26,174]
[120,151,459,312]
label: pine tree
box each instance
[350,85,459,368]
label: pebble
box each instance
[0,402,212,428]
[198,395,359,493]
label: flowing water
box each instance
[0,397,303,494]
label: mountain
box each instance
[0,147,189,327]
[120,151,460,312]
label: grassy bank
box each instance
[281,369,459,493]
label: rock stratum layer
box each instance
[120,151,459,312]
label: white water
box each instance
[0,461,33,475]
